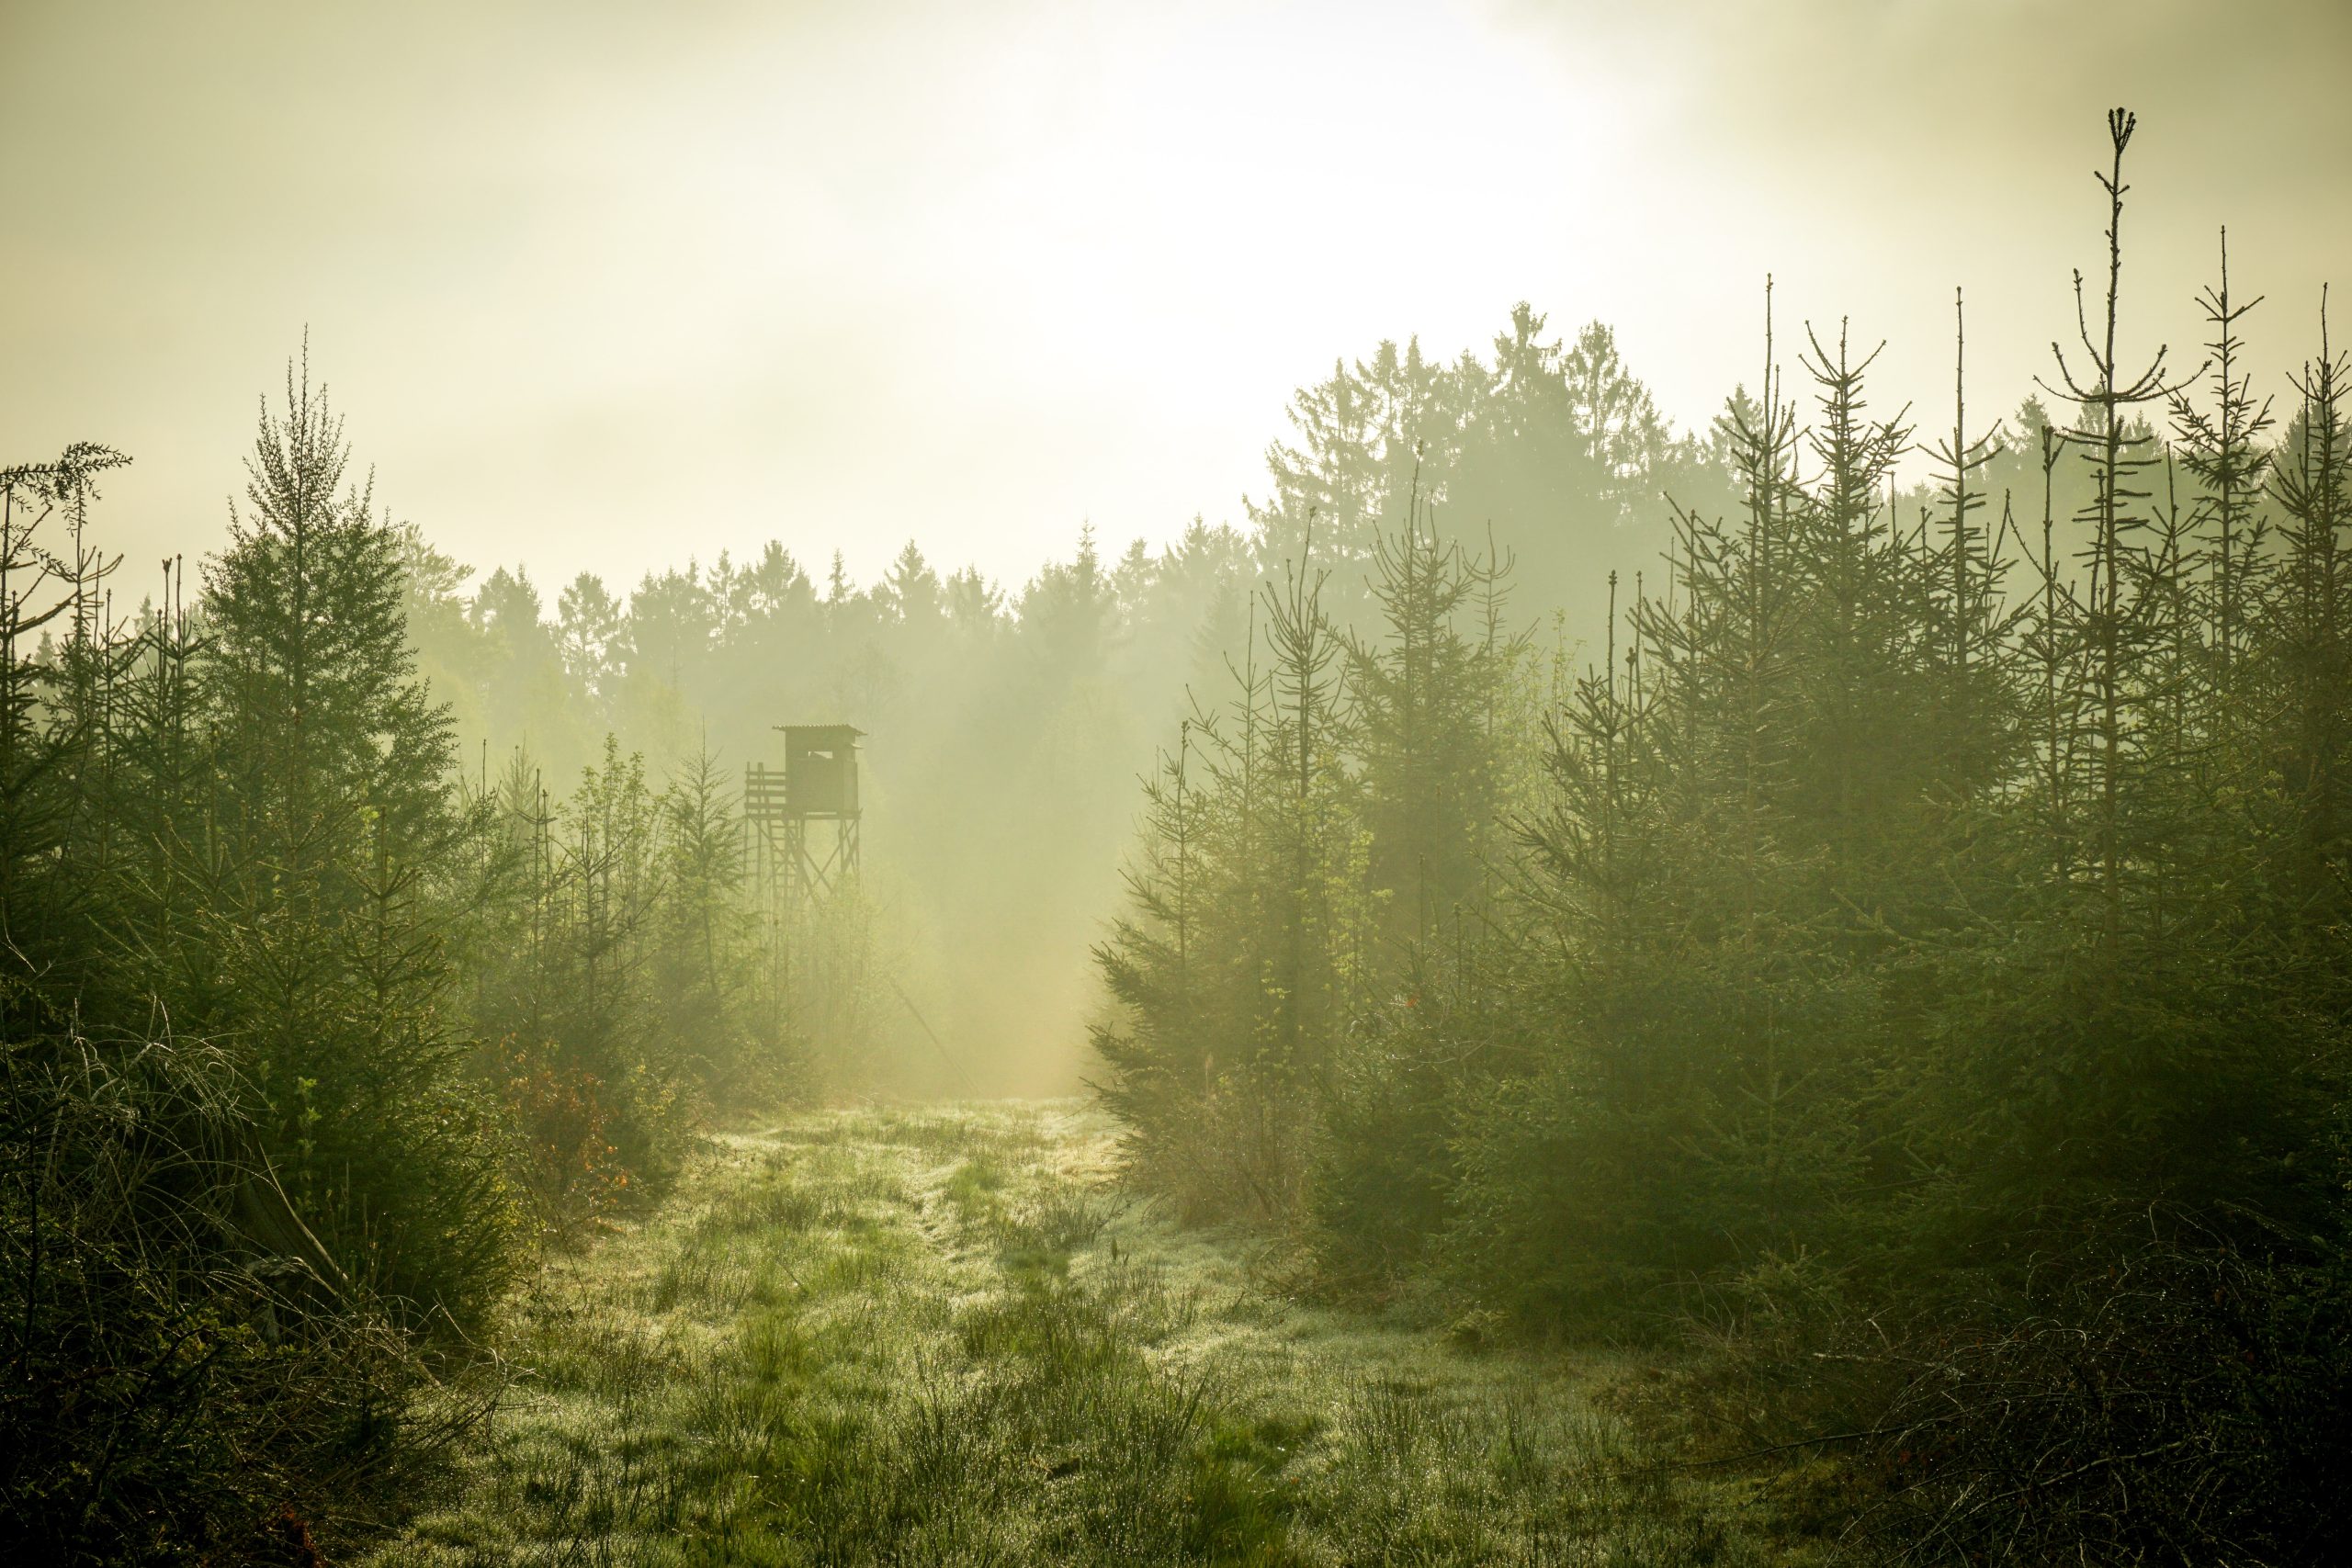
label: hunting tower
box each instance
[746,724,863,912]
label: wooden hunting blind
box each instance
[746,724,863,910]
[782,725,861,818]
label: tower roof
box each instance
[778,724,865,747]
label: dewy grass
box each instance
[368,1102,1780,1566]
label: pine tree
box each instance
[2040,109,2182,953]
[190,351,513,1321]
[1347,484,1509,947]
[2267,293,2352,932]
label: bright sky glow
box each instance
[6,0,2346,600]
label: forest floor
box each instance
[366,1100,1796,1566]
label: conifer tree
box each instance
[2267,295,2352,933]
[2170,231,2274,693]
[188,352,512,1320]
[2041,109,2181,953]
[1347,486,1507,946]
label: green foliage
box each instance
[1094,107,2350,1565]
[1093,519,1385,1220]
[366,1103,1767,1568]
[462,734,786,1218]
[3,416,500,1559]
[1250,307,1724,637]
[6,90,2344,1566]
[166,359,520,1327]
[2,1016,425,1564]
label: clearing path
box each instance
[371,1101,1778,1566]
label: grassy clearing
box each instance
[369,1101,1783,1566]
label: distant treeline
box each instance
[0,264,1757,1557]
[6,102,2343,1566]
[1092,111,2348,1562]
[386,301,1756,1089]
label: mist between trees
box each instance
[4,107,2346,1563]
[1092,111,2350,1562]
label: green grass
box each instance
[368,1101,1783,1565]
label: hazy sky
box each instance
[6,0,2347,602]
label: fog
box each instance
[8,1,2346,594]
[13,0,2346,1092]
[13,6,2352,1561]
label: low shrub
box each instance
[1847,1230,2352,1566]
[1,1026,435,1564]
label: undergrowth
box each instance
[370,1100,1778,1566]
